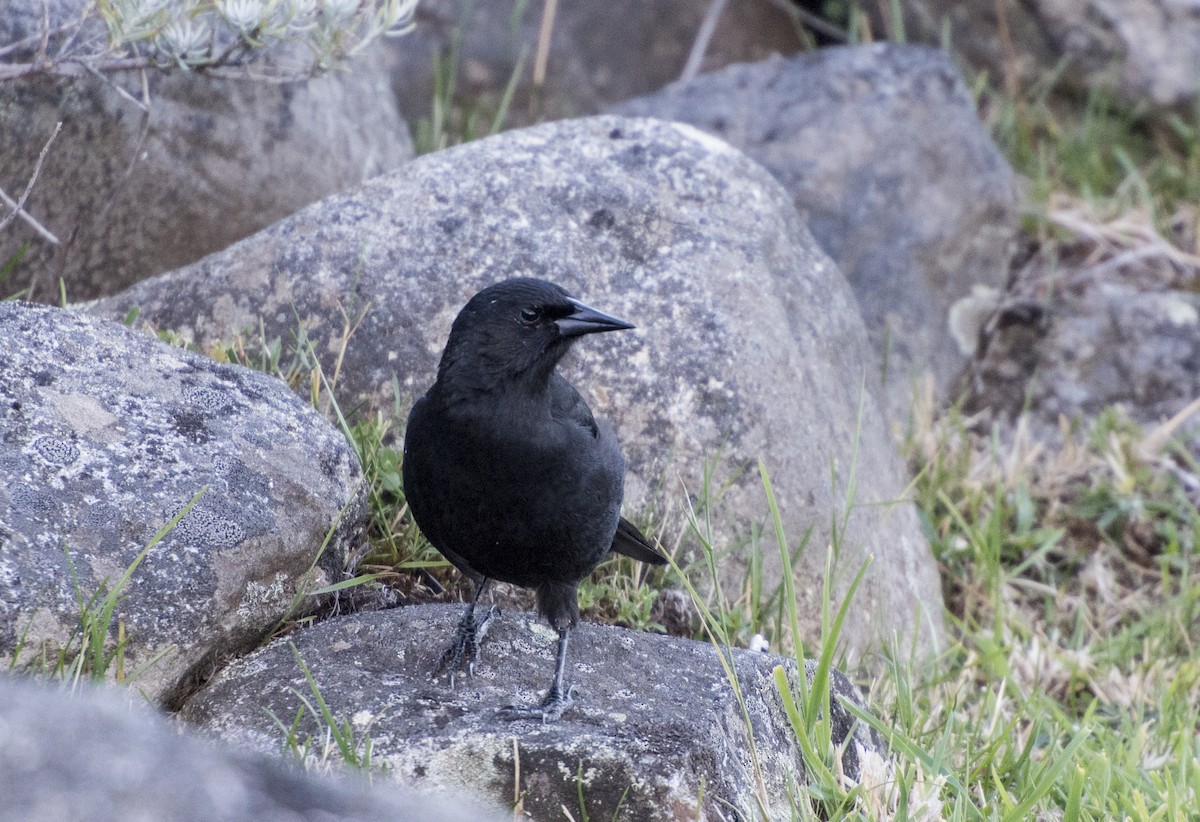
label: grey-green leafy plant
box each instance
[0,0,418,82]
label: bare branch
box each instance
[83,62,149,112]
[52,1,99,62]
[36,0,52,63]
[0,21,79,59]
[0,121,63,244]
[0,55,159,81]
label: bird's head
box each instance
[436,277,634,392]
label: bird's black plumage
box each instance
[402,277,666,721]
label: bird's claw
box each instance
[495,684,576,724]
[435,604,500,686]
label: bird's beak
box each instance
[556,297,635,338]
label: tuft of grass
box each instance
[641,383,1198,819]
[987,84,1200,224]
[268,643,383,775]
[411,2,529,155]
[8,490,203,687]
[1,244,30,299]
[883,397,1200,820]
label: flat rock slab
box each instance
[613,44,1020,416]
[88,114,944,665]
[182,604,882,821]
[0,674,502,822]
[0,303,365,704]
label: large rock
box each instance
[389,0,802,133]
[963,240,1200,447]
[0,674,502,822]
[181,605,886,820]
[0,2,412,302]
[883,0,1200,108]
[0,302,365,705]
[613,44,1021,418]
[88,114,945,665]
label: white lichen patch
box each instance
[47,390,118,434]
[237,572,291,618]
[1156,294,1199,325]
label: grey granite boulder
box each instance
[87,114,945,665]
[613,44,1021,419]
[180,604,886,820]
[0,302,365,705]
[0,674,502,822]
[884,0,1200,108]
[0,2,412,301]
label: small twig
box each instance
[0,55,159,80]
[532,0,558,88]
[210,39,248,69]
[37,0,52,63]
[95,82,153,229]
[53,2,99,62]
[1064,243,1198,290]
[1140,395,1200,455]
[0,54,320,83]
[83,62,149,112]
[0,20,78,59]
[681,0,728,82]
[0,121,63,244]
[0,187,60,245]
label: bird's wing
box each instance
[549,374,599,437]
[403,394,485,583]
[610,516,668,565]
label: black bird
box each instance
[402,277,667,722]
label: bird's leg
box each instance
[435,577,498,686]
[496,626,575,723]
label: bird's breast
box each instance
[411,400,622,586]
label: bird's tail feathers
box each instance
[536,580,581,631]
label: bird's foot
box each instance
[435,604,500,687]
[495,684,576,724]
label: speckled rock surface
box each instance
[0,2,412,302]
[88,114,945,665]
[180,604,884,820]
[0,674,503,822]
[613,44,1021,419]
[883,0,1200,108]
[963,245,1200,446]
[0,303,365,705]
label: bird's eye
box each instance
[519,307,542,325]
